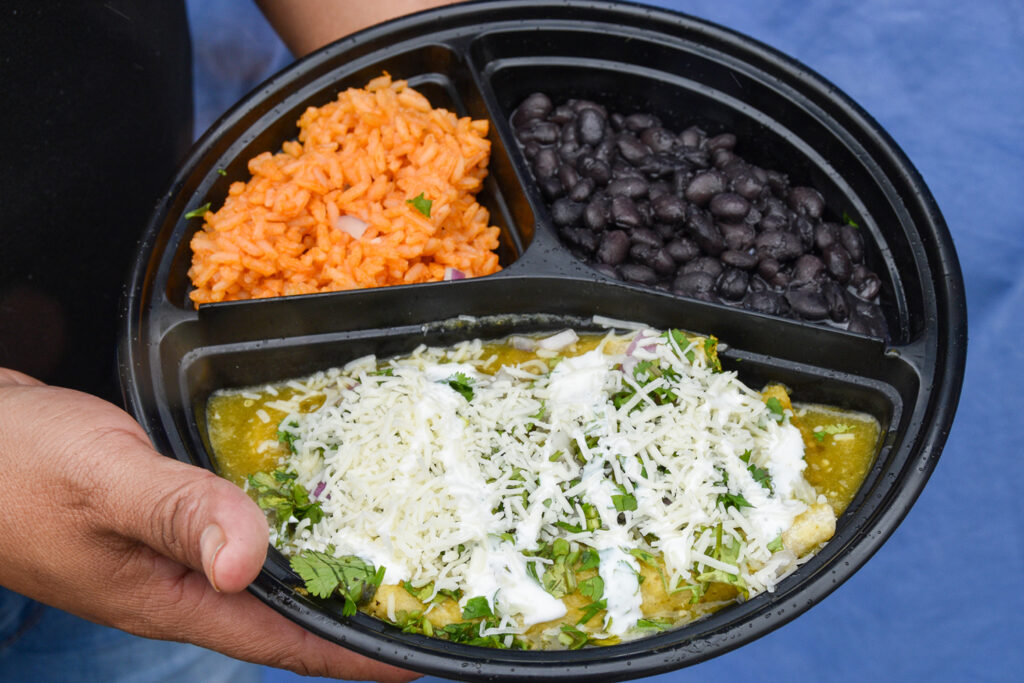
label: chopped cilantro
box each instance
[812,423,854,442]
[842,211,859,228]
[248,468,323,531]
[216,168,227,176]
[612,492,637,512]
[577,599,606,626]
[578,576,604,601]
[767,536,785,552]
[636,617,673,632]
[740,450,773,491]
[407,192,433,217]
[184,202,210,219]
[558,624,591,649]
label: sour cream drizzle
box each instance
[269,329,818,636]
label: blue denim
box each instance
[0,587,261,683]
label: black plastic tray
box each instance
[119,2,966,681]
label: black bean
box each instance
[609,112,625,131]
[560,120,579,145]
[847,300,886,337]
[520,120,560,145]
[758,258,781,280]
[792,254,825,284]
[679,126,704,148]
[558,142,587,166]
[597,230,630,265]
[652,222,675,240]
[630,243,658,264]
[707,133,737,151]
[641,127,677,153]
[666,238,699,263]
[682,148,711,169]
[685,171,727,205]
[743,207,762,227]
[815,222,840,251]
[744,289,786,315]
[686,211,726,255]
[578,156,612,185]
[611,196,644,228]
[709,192,751,222]
[719,222,755,251]
[758,213,788,232]
[636,200,653,226]
[512,92,553,128]
[721,249,758,270]
[788,186,825,218]
[822,280,849,323]
[648,181,672,200]
[650,248,677,275]
[637,154,677,179]
[620,263,658,284]
[732,172,764,200]
[770,270,791,288]
[786,284,829,320]
[576,108,607,146]
[583,195,610,231]
[794,215,816,249]
[840,224,865,263]
[592,263,620,280]
[561,227,599,253]
[624,113,660,131]
[522,141,541,160]
[755,230,803,262]
[570,98,605,115]
[551,198,585,227]
[857,272,882,300]
[718,268,749,300]
[593,138,616,164]
[549,104,575,124]
[630,227,663,248]
[850,264,872,289]
[568,177,595,202]
[651,193,687,225]
[607,176,649,199]
[616,134,652,165]
[822,243,853,284]
[712,148,737,168]
[558,164,580,190]
[672,271,717,300]
[532,147,560,178]
[539,176,563,200]
[765,170,788,195]
[681,256,724,279]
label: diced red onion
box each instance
[312,481,326,499]
[537,329,578,351]
[443,267,466,281]
[332,214,368,239]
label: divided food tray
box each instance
[119,2,966,680]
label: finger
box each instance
[147,568,420,682]
[97,428,269,593]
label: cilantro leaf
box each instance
[184,202,210,219]
[578,576,604,601]
[765,396,785,421]
[461,596,493,620]
[577,599,606,626]
[289,551,383,615]
[842,211,859,228]
[407,192,433,217]
[740,450,773,491]
[445,372,474,401]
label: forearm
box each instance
[256,0,461,56]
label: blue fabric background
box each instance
[185,1,1023,681]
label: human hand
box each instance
[0,368,417,682]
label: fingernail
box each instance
[200,523,226,592]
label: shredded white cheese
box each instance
[265,329,822,636]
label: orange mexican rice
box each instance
[187,74,502,306]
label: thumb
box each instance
[102,430,269,592]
